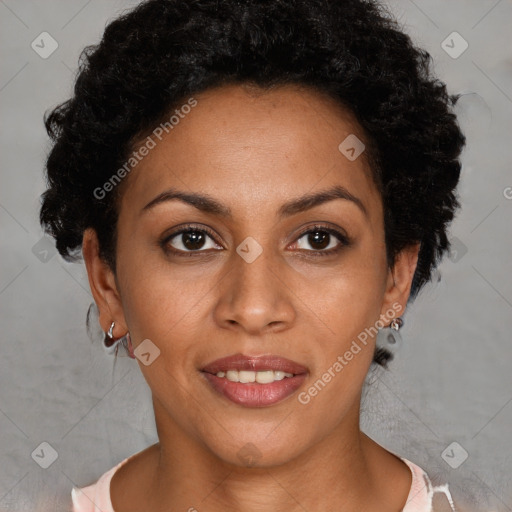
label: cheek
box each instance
[300,247,386,341]
[295,249,385,407]
[117,258,217,346]
[293,288,380,439]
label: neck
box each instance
[138,398,409,511]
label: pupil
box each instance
[309,231,329,250]
[183,231,205,250]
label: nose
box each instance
[213,244,296,336]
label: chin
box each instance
[202,425,311,469]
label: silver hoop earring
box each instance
[107,322,115,339]
[390,317,403,331]
[103,326,134,358]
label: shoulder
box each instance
[70,455,134,512]
[401,458,457,512]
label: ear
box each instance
[380,243,421,321]
[82,228,128,338]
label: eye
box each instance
[160,223,350,258]
[293,225,349,256]
[160,224,223,255]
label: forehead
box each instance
[120,83,381,220]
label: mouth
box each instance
[200,353,308,408]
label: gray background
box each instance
[0,1,511,511]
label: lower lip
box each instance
[202,372,307,407]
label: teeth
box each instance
[239,370,255,383]
[215,370,294,383]
[255,370,274,384]
[226,370,239,382]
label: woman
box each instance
[39,0,466,510]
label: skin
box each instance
[83,83,420,511]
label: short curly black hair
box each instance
[40,0,465,366]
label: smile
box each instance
[215,370,294,383]
[201,353,308,407]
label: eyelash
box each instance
[159,223,350,258]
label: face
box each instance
[84,83,417,468]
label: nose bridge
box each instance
[234,240,275,297]
[214,235,295,333]
[231,237,280,309]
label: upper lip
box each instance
[201,353,308,375]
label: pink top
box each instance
[70,454,456,512]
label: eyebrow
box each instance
[141,184,368,218]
